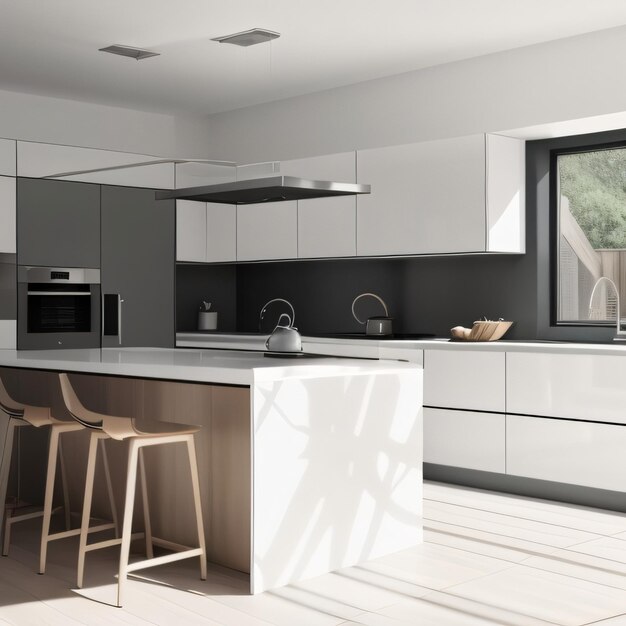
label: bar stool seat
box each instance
[59,373,207,608]
[0,375,118,572]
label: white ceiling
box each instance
[2,0,626,117]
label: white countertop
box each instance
[0,347,419,386]
[177,332,626,358]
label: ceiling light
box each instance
[99,45,160,61]
[211,28,280,47]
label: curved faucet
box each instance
[588,276,626,339]
[259,298,296,331]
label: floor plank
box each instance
[2,481,626,625]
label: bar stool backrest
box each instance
[0,375,25,419]
[59,374,103,430]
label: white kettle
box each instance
[265,313,303,353]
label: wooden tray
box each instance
[451,320,513,342]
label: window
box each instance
[554,143,626,328]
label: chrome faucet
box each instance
[258,298,296,332]
[588,276,626,340]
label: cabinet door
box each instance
[207,204,236,262]
[357,135,486,256]
[0,177,16,254]
[424,349,505,412]
[507,351,626,424]
[17,178,100,268]
[506,414,626,491]
[236,201,297,261]
[281,152,357,259]
[486,134,525,253]
[424,407,505,472]
[176,200,207,262]
[0,139,16,176]
[17,142,175,189]
[101,186,175,348]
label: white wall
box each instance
[205,24,626,163]
[0,88,212,158]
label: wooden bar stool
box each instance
[59,373,207,607]
[0,374,117,574]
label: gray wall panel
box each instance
[17,178,100,268]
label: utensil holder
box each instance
[198,312,218,330]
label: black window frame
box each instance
[528,127,626,343]
[549,137,626,329]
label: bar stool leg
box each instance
[186,435,207,580]
[57,436,71,531]
[38,425,62,573]
[138,448,153,559]
[100,439,119,538]
[0,418,18,556]
[117,438,140,608]
[76,432,100,587]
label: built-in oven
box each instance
[17,266,101,349]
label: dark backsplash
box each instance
[176,252,536,339]
[176,264,237,332]
[236,254,534,338]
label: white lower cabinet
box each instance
[424,349,505,412]
[507,351,626,424]
[236,201,298,261]
[506,414,626,492]
[424,407,505,473]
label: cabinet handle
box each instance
[119,297,124,346]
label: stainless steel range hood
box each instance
[155,175,370,205]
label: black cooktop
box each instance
[310,333,437,341]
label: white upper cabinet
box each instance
[0,176,16,253]
[206,203,236,263]
[486,134,525,253]
[176,200,236,263]
[0,139,16,176]
[237,201,298,262]
[176,200,207,262]
[280,152,357,259]
[356,134,524,256]
[17,141,175,189]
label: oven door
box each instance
[26,283,93,333]
[17,267,101,349]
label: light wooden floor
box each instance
[3,481,626,625]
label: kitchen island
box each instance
[0,348,422,594]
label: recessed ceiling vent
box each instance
[211,28,280,47]
[99,45,160,61]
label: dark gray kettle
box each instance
[352,292,393,336]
